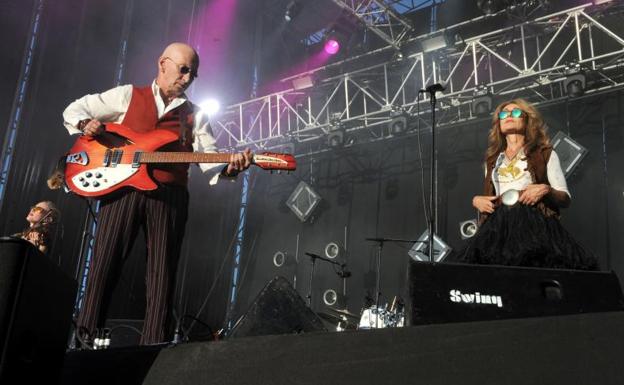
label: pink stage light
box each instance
[324,39,340,55]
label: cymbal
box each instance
[328,308,360,319]
[317,312,343,324]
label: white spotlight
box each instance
[200,98,221,116]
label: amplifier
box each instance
[408,261,624,325]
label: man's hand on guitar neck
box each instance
[224,148,252,177]
[78,119,105,137]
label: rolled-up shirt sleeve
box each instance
[192,110,233,184]
[62,84,133,134]
[547,150,571,197]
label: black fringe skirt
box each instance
[455,204,598,271]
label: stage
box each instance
[61,311,624,385]
[2,1,624,384]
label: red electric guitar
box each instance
[64,123,296,198]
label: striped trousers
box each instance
[77,185,189,344]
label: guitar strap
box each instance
[177,102,193,147]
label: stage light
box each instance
[284,0,302,22]
[286,181,322,222]
[471,84,493,117]
[200,98,221,116]
[292,75,314,90]
[551,131,588,178]
[408,230,452,262]
[564,74,586,97]
[388,107,409,136]
[324,39,340,55]
[459,219,478,240]
[327,113,345,148]
[477,0,504,15]
[323,24,351,56]
[563,63,586,98]
[421,34,448,53]
[327,130,344,148]
[539,0,552,11]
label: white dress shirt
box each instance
[62,81,227,182]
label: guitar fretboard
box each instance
[139,152,234,164]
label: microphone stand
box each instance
[69,198,99,350]
[306,255,316,307]
[420,84,444,263]
[304,252,345,308]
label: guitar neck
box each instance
[139,152,234,164]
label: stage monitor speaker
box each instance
[228,276,325,338]
[0,237,77,384]
[408,261,624,325]
[144,312,624,385]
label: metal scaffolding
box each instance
[212,2,624,153]
[329,0,414,49]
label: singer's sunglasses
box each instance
[498,108,524,120]
[164,57,198,78]
[30,206,48,214]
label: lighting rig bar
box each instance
[212,2,624,153]
[329,0,414,49]
[385,0,437,14]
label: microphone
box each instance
[338,264,351,278]
[420,82,447,94]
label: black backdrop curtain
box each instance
[233,91,624,320]
[2,0,624,333]
[0,0,255,334]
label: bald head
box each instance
[160,43,199,67]
[156,42,200,101]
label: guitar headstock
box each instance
[253,152,297,171]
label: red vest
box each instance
[121,86,194,186]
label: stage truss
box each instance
[329,0,414,49]
[212,2,624,153]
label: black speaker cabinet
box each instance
[228,276,325,338]
[409,261,624,325]
[144,312,624,385]
[0,237,77,384]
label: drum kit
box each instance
[308,237,414,332]
[318,296,405,331]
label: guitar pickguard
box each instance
[70,165,139,194]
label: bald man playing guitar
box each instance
[63,42,252,345]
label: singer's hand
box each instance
[473,195,497,213]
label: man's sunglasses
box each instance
[30,206,48,214]
[498,108,524,120]
[164,57,198,78]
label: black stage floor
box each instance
[61,311,624,385]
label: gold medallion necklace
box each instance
[498,150,523,179]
